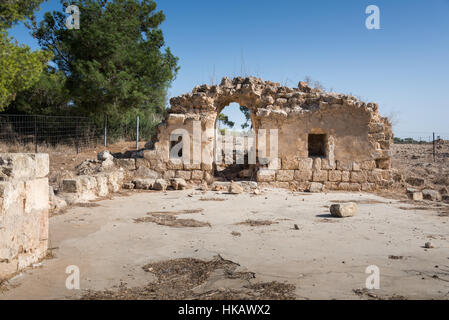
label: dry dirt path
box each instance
[1,189,448,300]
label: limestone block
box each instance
[341,171,350,182]
[276,170,294,182]
[201,162,213,171]
[282,157,299,170]
[135,158,151,169]
[361,160,377,170]
[336,160,352,171]
[324,181,339,190]
[134,166,160,179]
[149,159,167,172]
[34,154,49,178]
[330,203,357,217]
[184,163,201,170]
[62,179,80,193]
[97,150,113,161]
[422,189,442,201]
[312,158,321,171]
[153,179,168,191]
[0,153,49,180]
[367,169,383,183]
[298,158,313,171]
[294,170,312,182]
[163,170,176,180]
[106,171,124,193]
[350,171,367,183]
[328,170,342,182]
[167,159,183,170]
[191,170,204,180]
[308,182,324,193]
[171,178,188,190]
[312,170,328,182]
[361,183,376,191]
[113,158,136,170]
[176,170,192,180]
[24,178,49,214]
[321,159,335,170]
[352,162,361,171]
[95,175,109,197]
[257,169,276,182]
[133,178,155,190]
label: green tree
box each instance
[31,0,179,121]
[239,105,251,129]
[8,67,70,115]
[0,0,52,111]
[0,0,45,29]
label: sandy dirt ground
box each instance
[1,188,448,300]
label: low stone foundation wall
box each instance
[0,153,49,280]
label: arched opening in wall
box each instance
[214,103,255,181]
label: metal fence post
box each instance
[433,132,435,162]
[34,115,38,153]
[104,114,107,147]
[75,119,79,154]
[136,115,140,150]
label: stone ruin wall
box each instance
[0,153,49,280]
[143,77,394,192]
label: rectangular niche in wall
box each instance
[308,134,327,158]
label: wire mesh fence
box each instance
[0,114,100,153]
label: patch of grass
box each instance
[236,219,278,227]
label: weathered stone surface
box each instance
[95,175,109,197]
[328,170,342,182]
[97,150,113,161]
[294,170,312,181]
[122,182,135,189]
[336,160,352,171]
[308,182,324,193]
[312,170,328,182]
[167,159,183,170]
[276,170,294,182]
[99,158,115,171]
[153,179,168,191]
[176,170,192,180]
[350,171,367,183]
[405,177,425,187]
[330,202,357,217]
[257,169,276,182]
[0,153,49,280]
[361,160,377,170]
[228,181,243,194]
[0,153,49,180]
[422,189,442,201]
[298,158,313,171]
[171,178,188,190]
[133,178,155,190]
[113,158,136,170]
[134,166,160,179]
[191,170,204,180]
[406,188,423,201]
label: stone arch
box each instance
[143,77,394,192]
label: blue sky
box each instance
[9,0,449,139]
